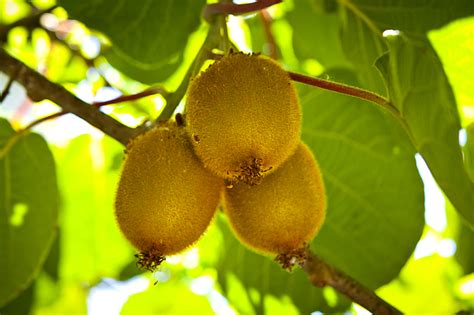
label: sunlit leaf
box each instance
[52,135,131,283]
[121,280,213,315]
[0,119,58,306]
[58,0,206,83]
[378,255,464,313]
[429,17,474,120]
[376,35,474,227]
[300,69,424,289]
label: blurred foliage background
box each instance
[0,0,473,314]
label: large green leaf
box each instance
[344,0,474,34]
[216,217,351,314]
[339,3,387,95]
[376,35,474,227]
[300,69,424,289]
[0,119,58,306]
[287,0,352,69]
[337,0,474,95]
[59,0,206,83]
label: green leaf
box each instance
[339,4,387,94]
[216,217,351,314]
[463,123,474,181]
[287,0,352,69]
[337,0,474,95]
[376,35,474,227]
[52,135,131,283]
[455,222,474,275]
[344,0,474,34]
[300,69,424,289]
[59,0,206,83]
[455,124,474,273]
[0,119,58,306]
[377,255,464,313]
[428,17,474,117]
[121,280,214,315]
[0,280,35,315]
[43,232,60,282]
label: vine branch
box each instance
[203,0,282,21]
[301,249,402,315]
[0,48,137,145]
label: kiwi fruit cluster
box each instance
[115,52,326,271]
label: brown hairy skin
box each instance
[115,123,223,270]
[223,143,326,257]
[186,52,301,185]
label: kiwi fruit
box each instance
[223,143,326,259]
[115,123,222,270]
[186,52,301,185]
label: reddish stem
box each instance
[14,87,167,135]
[288,71,398,116]
[204,0,282,20]
[93,86,167,107]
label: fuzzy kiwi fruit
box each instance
[223,143,326,259]
[115,123,222,270]
[186,52,301,185]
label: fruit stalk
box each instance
[288,71,398,116]
[301,249,402,315]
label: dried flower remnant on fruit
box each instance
[187,52,301,185]
[135,248,166,272]
[275,246,308,271]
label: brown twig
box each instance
[259,10,278,59]
[203,0,282,21]
[301,249,402,315]
[288,71,399,116]
[0,48,137,145]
